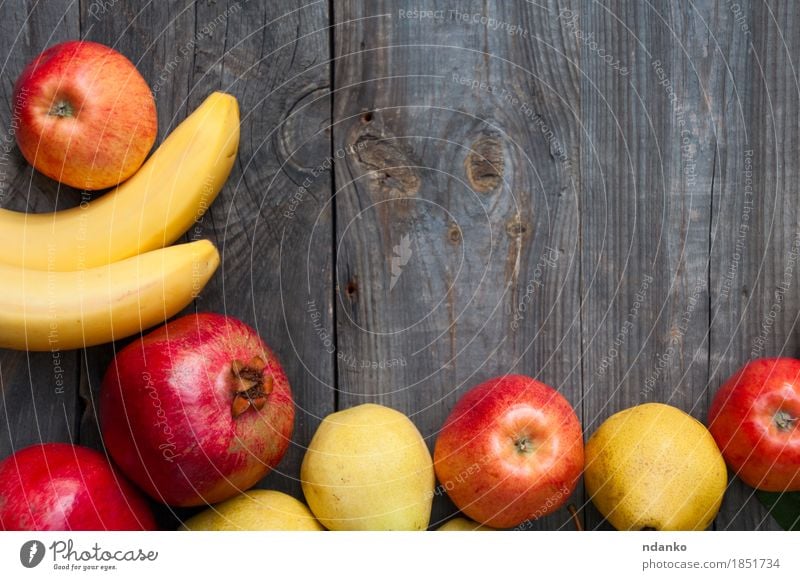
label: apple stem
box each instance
[49,100,74,118]
[568,504,583,531]
[514,436,535,454]
[229,356,273,418]
[774,410,797,432]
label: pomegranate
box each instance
[0,443,156,530]
[99,313,295,507]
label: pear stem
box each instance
[568,504,583,531]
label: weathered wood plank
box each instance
[190,0,334,499]
[0,1,81,458]
[76,0,334,511]
[73,0,201,527]
[333,0,583,529]
[76,0,199,452]
[709,0,793,531]
[578,0,715,529]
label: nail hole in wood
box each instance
[345,280,358,297]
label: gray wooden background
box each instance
[0,0,796,530]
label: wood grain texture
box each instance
[74,0,200,527]
[190,0,333,500]
[75,0,334,511]
[76,0,198,442]
[332,0,583,529]
[708,0,794,531]
[0,1,81,459]
[578,0,717,530]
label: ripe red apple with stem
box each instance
[434,374,584,528]
[708,357,800,491]
[13,40,157,190]
[0,443,156,530]
[100,313,295,507]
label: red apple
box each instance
[13,40,157,190]
[708,357,800,491]
[0,443,156,530]
[434,374,584,528]
[100,313,295,507]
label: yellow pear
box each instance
[585,403,727,530]
[180,490,324,531]
[436,517,496,531]
[301,404,435,530]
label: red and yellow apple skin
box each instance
[708,357,800,491]
[434,374,584,528]
[0,443,156,531]
[12,40,157,190]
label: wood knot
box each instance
[466,137,505,193]
[448,224,462,244]
[277,85,330,173]
[353,135,420,198]
[506,216,529,238]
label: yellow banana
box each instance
[0,239,219,351]
[0,92,239,271]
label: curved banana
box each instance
[0,92,239,271]
[0,239,219,351]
